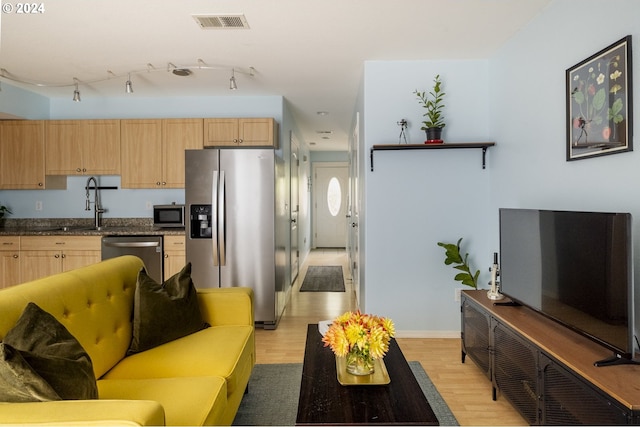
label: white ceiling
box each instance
[0,0,550,151]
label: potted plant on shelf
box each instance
[437,238,479,289]
[414,74,446,143]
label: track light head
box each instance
[73,78,81,102]
[229,69,238,90]
[125,73,134,93]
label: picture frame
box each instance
[566,35,633,161]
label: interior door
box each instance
[290,133,300,284]
[313,163,348,248]
[348,113,361,304]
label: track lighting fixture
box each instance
[0,61,256,100]
[229,69,237,90]
[125,73,133,93]
[72,78,81,102]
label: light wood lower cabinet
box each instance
[0,236,21,289]
[19,236,102,283]
[164,235,186,279]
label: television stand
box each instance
[594,354,640,367]
[461,290,640,425]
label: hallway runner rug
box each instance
[232,361,458,426]
[299,265,345,292]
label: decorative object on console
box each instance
[322,311,395,376]
[414,74,446,144]
[486,252,504,300]
[566,35,633,161]
[437,238,480,289]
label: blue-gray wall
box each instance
[0,95,285,219]
[360,0,640,337]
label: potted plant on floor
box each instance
[437,238,479,289]
[414,74,446,143]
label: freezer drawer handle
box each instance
[103,241,160,248]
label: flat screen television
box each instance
[499,208,636,366]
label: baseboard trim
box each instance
[395,330,459,339]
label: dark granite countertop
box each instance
[0,218,185,237]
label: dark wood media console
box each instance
[461,290,640,425]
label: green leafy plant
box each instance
[0,204,11,217]
[414,74,446,130]
[437,238,479,289]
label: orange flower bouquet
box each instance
[322,311,395,375]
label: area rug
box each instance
[232,361,458,426]
[299,265,345,292]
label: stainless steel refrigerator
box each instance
[185,148,287,329]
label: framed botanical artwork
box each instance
[566,35,633,161]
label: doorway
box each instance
[313,163,348,248]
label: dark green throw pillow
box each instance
[0,343,61,402]
[2,302,98,400]
[128,263,208,354]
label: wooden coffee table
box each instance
[296,324,439,425]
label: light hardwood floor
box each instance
[255,249,527,426]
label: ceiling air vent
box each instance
[193,14,250,29]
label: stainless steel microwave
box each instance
[153,204,185,228]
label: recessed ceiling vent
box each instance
[193,14,250,29]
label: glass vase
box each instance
[346,350,375,375]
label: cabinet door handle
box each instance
[76,167,82,172]
[54,254,60,258]
[12,254,18,259]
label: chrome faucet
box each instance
[85,176,105,229]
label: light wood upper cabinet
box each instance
[120,119,163,189]
[204,118,276,147]
[0,121,46,189]
[163,119,204,188]
[46,120,121,176]
[121,119,203,189]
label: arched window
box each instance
[327,177,342,217]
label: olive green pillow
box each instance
[2,302,98,401]
[128,263,208,354]
[0,342,61,402]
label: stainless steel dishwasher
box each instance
[101,236,163,282]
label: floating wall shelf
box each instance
[370,142,495,171]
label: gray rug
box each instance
[232,361,459,426]
[299,265,345,292]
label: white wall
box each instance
[362,60,493,336]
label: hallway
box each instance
[253,249,526,426]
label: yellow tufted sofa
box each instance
[0,255,256,426]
